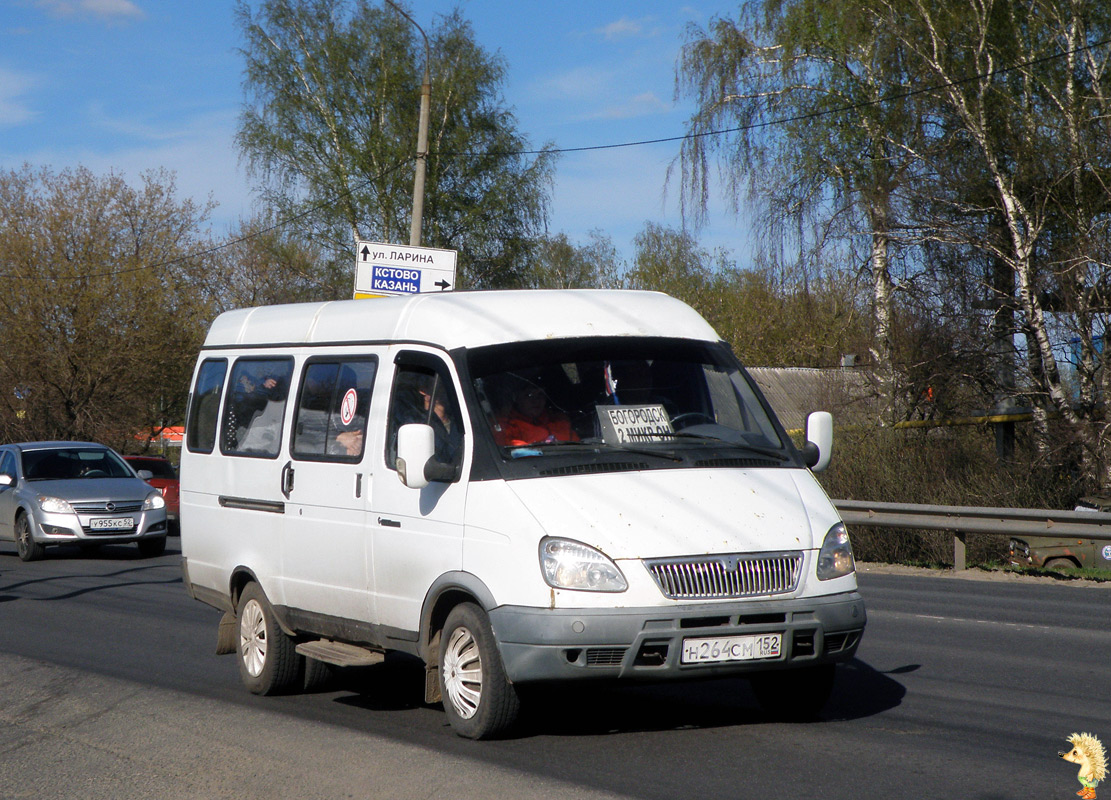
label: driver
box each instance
[494,382,579,447]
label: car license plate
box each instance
[681,633,782,664]
[89,517,134,530]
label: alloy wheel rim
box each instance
[443,626,483,720]
[240,599,267,677]
[16,518,30,555]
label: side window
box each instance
[0,451,15,480]
[186,359,227,454]
[385,362,464,471]
[291,358,377,462]
[221,357,294,458]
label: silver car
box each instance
[0,442,169,561]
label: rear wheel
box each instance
[237,582,301,695]
[15,513,45,562]
[439,603,519,739]
[751,663,836,721]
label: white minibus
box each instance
[180,289,864,738]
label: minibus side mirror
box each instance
[137,469,154,481]
[397,424,435,489]
[396,424,460,488]
[0,474,12,488]
[800,411,833,472]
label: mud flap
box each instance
[424,628,442,704]
[216,610,237,655]
[424,663,442,704]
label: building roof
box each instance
[747,366,878,432]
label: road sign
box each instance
[353,241,457,298]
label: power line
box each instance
[442,34,1111,158]
[5,34,1111,282]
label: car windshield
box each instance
[467,337,787,459]
[22,447,134,480]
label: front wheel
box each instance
[15,513,45,562]
[439,603,520,739]
[237,582,301,695]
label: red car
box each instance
[124,456,179,534]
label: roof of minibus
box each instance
[202,289,721,351]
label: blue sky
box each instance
[1,0,754,265]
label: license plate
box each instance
[89,517,134,530]
[681,633,782,664]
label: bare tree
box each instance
[0,165,216,448]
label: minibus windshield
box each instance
[467,337,788,459]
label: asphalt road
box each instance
[1,540,1108,800]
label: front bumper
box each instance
[489,591,865,684]
[33,507,168,545]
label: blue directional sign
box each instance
[353,241,458,298]
[371,265,421,294]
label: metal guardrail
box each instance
[832,499,1111,570]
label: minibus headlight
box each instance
[540,538,627,592]
[38,495,75,515]
[143,491,166,511]
[816,523,855,580]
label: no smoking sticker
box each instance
[340,388,358,426]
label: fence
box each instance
[832,500,1111,570]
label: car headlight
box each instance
[540,538,627,592]
[143,491,166,511]
[816,523,855,580]
[38,495,75,515]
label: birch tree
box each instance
[887,0,1111,485]
[675,0,928,422]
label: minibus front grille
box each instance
[644,552,803,600]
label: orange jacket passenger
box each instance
[494,411,579,447]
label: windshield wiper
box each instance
[507,439,684,462]
[625,431,791,461]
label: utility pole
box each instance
[386,0,431,247]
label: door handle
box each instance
[281,461,295,498]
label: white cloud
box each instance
[8,107,253,230]
[34,0,144,21]
[549,143,752,262]
[0,67,39,127]
[536,64,619,102]
[592,91,670,121]
[594,16,662,41]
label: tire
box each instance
[750,663,836,722]
[439,603,520,739]
[302,657,334,693]
[15,513,45,562]
[236,582,302,695]
[137,536,167,558]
